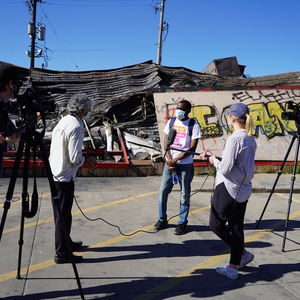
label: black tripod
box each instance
[256,129,300,252]
[0,118,85,299]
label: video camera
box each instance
[282,101,300,123]
[16,86,66,121]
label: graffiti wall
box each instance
[153,88,300,161]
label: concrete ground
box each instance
[0,173,299,299]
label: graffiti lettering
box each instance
[191,105,223,137]
[191,101,299,139]
[153,89,300,160]
[260,90,300,102]
[232,91,262,102]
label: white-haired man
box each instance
[49,93,97,264]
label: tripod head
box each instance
[6,86,66,218]
[16,86,65,117]
[9,86,65,136]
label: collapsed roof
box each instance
[3,59,300,165]
[14,59,300,130]
[17,59,300,143]
[24,60,221,129]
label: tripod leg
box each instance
[17,136,32,279]
[17,207,26,279]
[281,135,300,251]
[37,133,85,300]
[255,134,296,229]
[0,133,26,242]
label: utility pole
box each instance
[26,0,47,68]
[27,0,45,68]
[30,0,37,68]
[156,0,166,65]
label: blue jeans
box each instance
[158,163,194,224]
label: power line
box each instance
[2,0,162,69]
[38,2,80,70]
[0,1,23,4]
[52,44,158,52]
[43,0,152,7]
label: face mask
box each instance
[9,83,19,99]
[82,111,91,120]
[227,116,233,128]
[175,109,185,120]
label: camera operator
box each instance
[0,62,27,177]
[49,93,97,264]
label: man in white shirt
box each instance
[49,93,97,264]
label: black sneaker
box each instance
[154,220,168,230]
[174,223,187,235]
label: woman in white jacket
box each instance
[200,102,257,280]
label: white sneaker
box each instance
[216,266,238,280]
[239,251,254,269]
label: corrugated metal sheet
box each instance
[28,62,157,123]
[24,60,221,129]
[16,61,300,131]
[4,59,300,175]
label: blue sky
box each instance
[1,0,300,77]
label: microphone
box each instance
[205,154,239,165]
[166,128,200,157]
[165,128,177,150]
[205,154,222,161]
